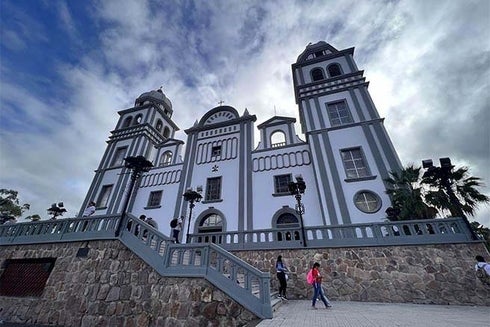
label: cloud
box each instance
[0,0,489,228]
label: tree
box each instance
[0,189,30,222]
[470,221,490,251]
[385,163,489,224]
[422,166,489,218]
[384,165,437,221]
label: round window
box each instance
[354,191,381,213]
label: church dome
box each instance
[296,41,337,63]
[135,89,173,111]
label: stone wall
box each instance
[1,241,489,327]
[233,243,490,306]
[0,241,258,327]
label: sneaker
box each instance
[311,306,317,310]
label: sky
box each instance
[0,0,489,227]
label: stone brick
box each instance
[106,286,120,301]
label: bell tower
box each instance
[79,89,179,216]
[292,42,402,224]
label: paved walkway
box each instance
[256,300,489,327]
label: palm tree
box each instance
[384,165,437,221]
[422,166,489,218]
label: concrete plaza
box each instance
[257,300,489,327]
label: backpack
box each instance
[170,219,178,228]
[306,269,315,284]
[476,264,490,285]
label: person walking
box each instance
[276,255,288,300]
[82,201,96,217]
[146,217,158,229]
[475,255,490,285]
[81,201,96,231]
[310,262,332,309]
[171,216,183,243]
[135,214,146,236]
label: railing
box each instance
[0,214,273,319]
[189,217,478,250]
[0,215,479,318]
[0,215,120,244]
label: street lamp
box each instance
[183,186,203,243]
[422,157,477,240]
[115,155,153,237]
[47,202,67,220]
[288,174,307,247]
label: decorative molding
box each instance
[139,170,182,188]
[252,150,311,172]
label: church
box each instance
[79,41,403,243]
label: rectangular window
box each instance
[0,258,56,297]
[147,191,163,207]
[274,174,292,194]
[327,101,353,126]
[205,177,222,201]
[96,185,113,208]
[341,148,370,179]
[111,147,127,167]
[211,145,222,157]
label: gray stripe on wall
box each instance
[349,88,366,121]
[362,124,390,182]
[372,123,403,172]
[110,167,129,214]
[174,133,198,218]
[304,99,316,131]
[246,122,254,230]
[238,122,245,232]
[345,54,357,73]
[288,124,294,144]
[359,87,379,119]
[320,132,351,224]
[313,97,327,129]
[310,133,339,225]
[298,67,305,86]
[261,129,267,148]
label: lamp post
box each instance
[288,174,307,247]
[47,202,67,220]
[422,157,477,240]
[183,186,203,243]
[115,155,153,237]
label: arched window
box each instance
[134,114,143,125]
[327,63,342,77]
[122,116,132,128]
[277,213,300,228]
[271,131,286,148]
[311,68,325,81]
[163,126,170,138]
[160,151,173,166]
[155,119,163,132]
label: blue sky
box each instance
[1,0,489,227]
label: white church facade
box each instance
[79,41,403,243]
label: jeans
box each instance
[277,271,287,297]
[312,282,329,307]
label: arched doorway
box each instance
[197,212,224,244]
[273,209,300,241]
